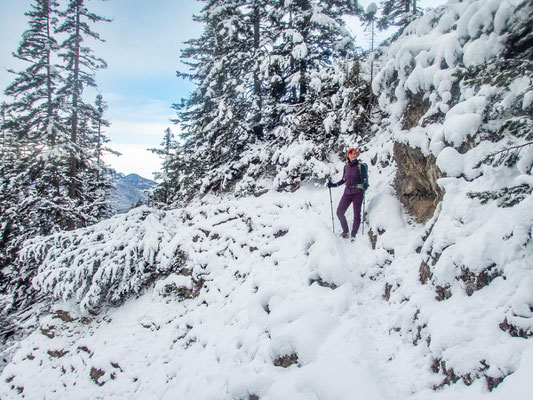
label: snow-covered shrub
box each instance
[370,0,533,389]
[154,274,194,298]
[21,207,187,311]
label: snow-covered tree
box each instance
[149,127,177,205]
[56,0,110,229]
[1,0,114,322]
[172,0,277,197]
[3,0,63,146]
[1,0,65,273]
[166,0,370,201]
[377,0,421,30]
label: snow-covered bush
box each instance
[374,0,532,155]
[369,0,533,389]
[21,207,187,311]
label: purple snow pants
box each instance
[336,190,364,237]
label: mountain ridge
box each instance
[109,173,157,214]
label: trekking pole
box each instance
[362,192,366,235]
[328,186,335,234]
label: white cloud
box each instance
[106,119,176,144]
[104,143,163,180]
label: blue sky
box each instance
[0,0,446,179]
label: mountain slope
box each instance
[2,175,532,398]
[1,0,532,398]
[109,173,157,214]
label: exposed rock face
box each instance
[394,142,444,223]
[402,93,431,130]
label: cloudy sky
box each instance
[0,0,446,179]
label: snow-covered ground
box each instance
[1,144,532,398]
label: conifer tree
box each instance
[149,127,176,205]
[4,0,63,145]
[56,0,110,229]
[174,0,273,194]
[166,0,369,200]
[1,0,114,317]
[1,0,64,271]
[265,0,359,156]
[377,0,421,30]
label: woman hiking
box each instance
[327,147,369,239]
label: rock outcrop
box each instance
[393,142,443,223]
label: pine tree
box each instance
[1,0,114,321]
[4,0,63,145]
[165,0,369,200]
[174,0,273,195]
[149,127,176,205]
[260,0,362,190]
[81,94,115,223]
[1,0,65,269]
[267,0,355,105]
[377,0,421,30]
[56,0,110,229]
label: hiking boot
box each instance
[340,232,349,239]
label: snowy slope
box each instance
[2,141,532,399]
[1,0,532,398]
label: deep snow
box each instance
[1,149,532,398]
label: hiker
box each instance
[327,147,369,239]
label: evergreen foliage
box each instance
[56,0,111,229]
[23,207,181,312]
[0,0,113,324]
[168,0,373,203]
[149,128,177,206]
[454,0,533,174]
[377,0,421,31]
[3,0,63,145]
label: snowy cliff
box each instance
[1,0,532,398]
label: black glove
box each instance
[327,180,334,188]
[363,181,369,190]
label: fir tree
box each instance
[149,127,176,205]
[1,0,114,322]
[166,0,369,200]
[56,0,110,229]
[174,0,273,195]
[377,0,421,30]
[1,0,65,272]
[4,0,63,145]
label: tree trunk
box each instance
[252,2,263,138]
[45,0,55,147]
[68,2,81,230]
[298,0,310,103]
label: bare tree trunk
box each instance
[68,2,81,230]
[298,0,310,103]
[253,2,263,138]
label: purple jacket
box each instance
[330,160,368,195]
[343,161,362,195]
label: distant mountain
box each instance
[109,173,157,214]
